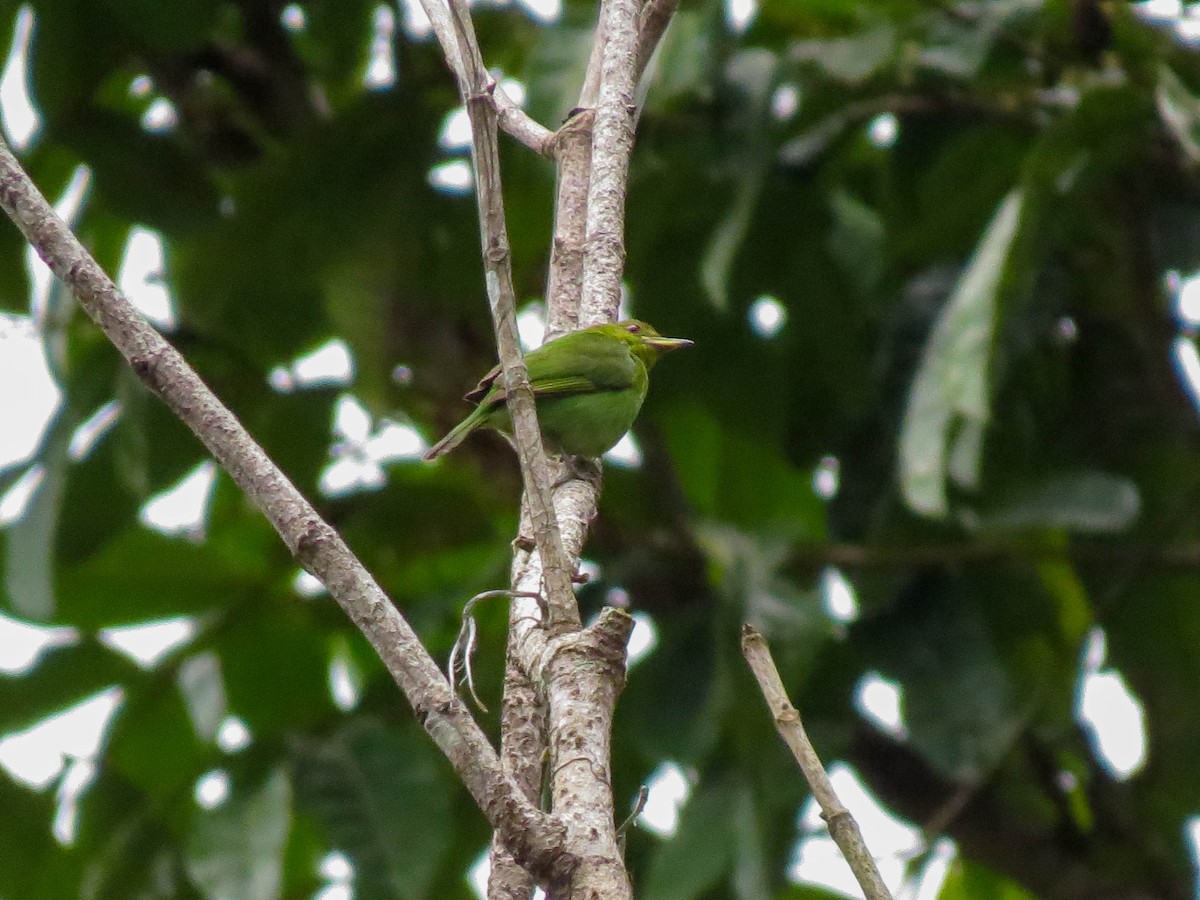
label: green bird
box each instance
[424,320,692,460]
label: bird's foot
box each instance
[555,455,602,488]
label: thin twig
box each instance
[741,626,893,900]
[579,22,606,110]
[0,136,572,884]
[491,41,602,900]
[634,0,678,86]
[419,0,580,630]
[417,0,553,155]
[493,86,556,156]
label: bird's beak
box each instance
[643,336,693,353]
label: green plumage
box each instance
[424,320,691,460]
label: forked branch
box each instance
[0,138,572,884]
[417,0,579,630]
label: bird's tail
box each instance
[422,410,482,460]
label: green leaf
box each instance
[4,467,63,620]
[0,772,81,900]
[700,172,762,311]
[938,857,1038,899]
[522,4,596,125]
[53,110,220,236]
[775,886,854,900]
[899,189,1024,518]
[729,781,770,900]
[859,575,1034,781]
[54,526,262,627]
[643,777,742,900]
[0,640,138,734]
[186,767,292,900]
[664,404,827,533]
[1104,575,1200,862]
[4,418,71,620]
[1156,65,1200,166]
[978,471,1141,534]
[292,718,454,900]
[642,9,714,113]
[107,672,210,801]
[699,523,827,649]
[294,0,376,104]
[780,109,854,167]
[916,1,1038,79]
[827,188,885,297]
[700,50,777,310]
[217,602,332,735]
[71,768,196,900]
[105,0,220,50]
[793,23,896,84]
[177,651,228,744]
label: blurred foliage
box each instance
[2,0,1200,897]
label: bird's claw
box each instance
[555,455,602,488]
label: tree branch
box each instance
[544,109,595,338]
[419,0,579,630]
[0,136,572,883]
[635,0,678,85]
[419,2,677,896]
[494,86,556,157]
[492,45,600,900]
[742,626,893,900]
[579,0,641,326]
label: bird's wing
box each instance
[463,364,502,403]
[464,331,637,404]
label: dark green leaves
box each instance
[292,719,455,900]
[978,470,1141,534]
[185,768,292,900]
[643,778,748,900]
[3,1,1199,897]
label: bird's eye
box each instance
[625,323,640,334]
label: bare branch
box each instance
[580,0,641,325]
[741,626,893,900]
[495,86,556,156]
[578,21,606,110]
[417,0,553,155]
[491,51,601,900]
[0,136,571,883]
[419,4,670,897]
[544,109,595,337]
[544,607,635,897]
[635,0,678,85]
[419,0,579,630]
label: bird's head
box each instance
[609,319,693,367]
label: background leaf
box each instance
[899,190,1024,518]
